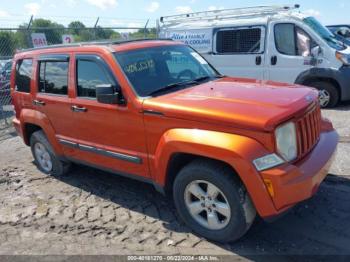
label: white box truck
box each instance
[158,5,350,108]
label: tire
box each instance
[308,81,339,108]
[30,130,71,176]
[173,159,256,243]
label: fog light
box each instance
[253,154,284,171]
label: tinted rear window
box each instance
[15,59,33,93]
[39,61,69,95]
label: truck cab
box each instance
[159,5,350,108]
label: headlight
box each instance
[336,51,350,65]
[275,122,297,162]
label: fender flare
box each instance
[19,109,63,155]
[151,128,277,217]
[295,67,350,101]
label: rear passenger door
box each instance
[34,54,75,148]
[204,26,266,80]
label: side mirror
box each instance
[311,46,321,58]
[338,27,350,38]
[96,84,125,105]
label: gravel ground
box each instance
[0,104,349,258]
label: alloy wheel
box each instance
[34,142,53,172]
[184,180,231,230]
[319,89,331,108]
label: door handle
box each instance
[255,56,262,65]
[271,56,278,66]
[33,100,46,106]
[71,105,87,112]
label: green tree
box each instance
[16,19,65,47]
[13,24,34,50]
[129,28,157,39]
[68,21,86,35]
[31,19,65,44]
[0,31,17,57]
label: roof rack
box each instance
[160,4,300,25]
[17,38,173,53]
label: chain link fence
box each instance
[0,25,156,137]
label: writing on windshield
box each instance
[115,45,218,97]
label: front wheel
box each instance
[173,159,256,243]
[308,81,339,108]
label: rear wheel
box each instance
[307,81,339,108]
[173,159,256,243]
[30,130,71,176]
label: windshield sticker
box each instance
[125,59,155,74]
[190,52,208,65]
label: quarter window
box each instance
[39,61,69,95]
[76,60,111,98]
[15,59,33,93]
[216,28,262,54]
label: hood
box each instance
[143,78,319,131]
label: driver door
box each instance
[66,53,149,179]
[266,22,317,83]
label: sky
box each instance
[0,0,348,29]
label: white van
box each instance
[158,5,350,108]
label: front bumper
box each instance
[260,130,338,217]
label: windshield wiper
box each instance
[147,80,197,97]
[192,76,212,82]
[148,75,223,97]
[215,74,226,78]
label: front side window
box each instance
[76,59,112,98]
[115,45,218,97]
[39,61,69,95]
[15,59,33,93]
[275,24,296,56]
[216,28,262,54]
[275,23,316,56]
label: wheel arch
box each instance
[19,109,63,155]
[164,153,241,196]
[295,68,344,100]
[151,128,278,217]
[23,123,42,145]
[300,76,342,99]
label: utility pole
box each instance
[26,15,34,48]
[94,17,100,40]
[144,19,150,39]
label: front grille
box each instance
[296,105,321,159]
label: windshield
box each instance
[303,17,346,51]
[114,45,219,97]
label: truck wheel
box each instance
[308,81,339,108]
[173,159,256,243]
[30,130,71,176]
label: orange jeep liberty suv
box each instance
[11,39,338,242]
